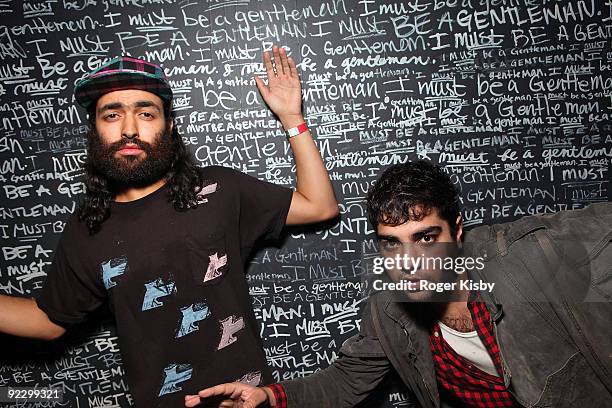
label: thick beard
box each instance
[87,126,176,188]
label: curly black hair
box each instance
[366,160,461,236]
[78,107,202,235]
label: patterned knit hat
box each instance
[74,56,173,109]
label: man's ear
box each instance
[455,215,463,242]
[168,117,174,133]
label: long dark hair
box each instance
[78,110,202,234]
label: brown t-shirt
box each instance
[36,166,293,407]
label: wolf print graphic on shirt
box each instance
[236,371,262,387]
[158,363,193,396]
[203,252,227,282]
[101,256,128,289]
[196,182,218,204]
[217,315,245,350]
[176,302,211,338]
[142,278,177,311]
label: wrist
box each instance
[286,122,308,138]
[279,114,305,129]
[261,386,276,407]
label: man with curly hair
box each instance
[191,160,611,408]
[0,45,338,408]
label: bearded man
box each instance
[0,46,338,408]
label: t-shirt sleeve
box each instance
[35,235,107,328]
[230,168,293,250]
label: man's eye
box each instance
[419,235,436,245]
[105,113,119,120]
[380,240,401,250]
[141,111,159,119]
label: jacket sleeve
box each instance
[280,300,391,408]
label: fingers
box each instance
[186,382,251,408]
[254,75,269,98]
[184,395,235,408]
[262,50,275,79]
[272,46,282,76]
[186,384,267,408]
[197,383,236,399]
[265,45,296,79]
[287,56,297,78]
[243,399,259,408]
[185,394,201,407]
[258,44,299,106]
[276,45,290,76]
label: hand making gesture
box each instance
[184,382,272,407]
[255,45,303,127]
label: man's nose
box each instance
[122,115,138,139]
[400,242,421,259]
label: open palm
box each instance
[255,45,302,119]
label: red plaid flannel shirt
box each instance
[429,299,517,407]
[267,383,287,408]
[268,299,517,407]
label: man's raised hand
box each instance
[253,44,339,226]
[255,45,303,125]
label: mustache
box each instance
[108,138,154,152]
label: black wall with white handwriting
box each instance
[1,0,611,406]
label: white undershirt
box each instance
[437,321,499,377]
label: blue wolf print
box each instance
[142,278,177,311]
[176,302,210,338]
[158,363,193,396]
[101,257,128,289]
